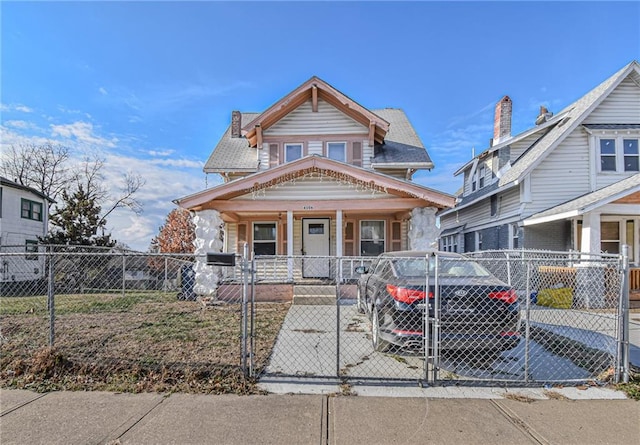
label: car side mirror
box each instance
[354,266,369,274]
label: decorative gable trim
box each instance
[242,77,390,148]
[176,155,454,210]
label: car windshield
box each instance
[392,257,492,278]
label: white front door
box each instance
[302,218,330,278]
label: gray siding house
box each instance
[439,61,640,266]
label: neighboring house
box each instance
[438,61,640,267]
[176,76,454,293]
[0,176,53,287]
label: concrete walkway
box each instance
[1,389,638,445]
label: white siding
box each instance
[265,99,368,136]
[1,186,47,246]
[584,78,640,124]
[308,141,323,156]
[362,140,373,169]
[510,132,542,162]
[258,146,269,170]
[232,176,396,201]
[527,131,591,215]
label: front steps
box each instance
[292,285,337,305]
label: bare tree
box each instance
[72,154,146,227]
[0,143,71,200]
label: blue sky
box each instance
[2,1,639,251]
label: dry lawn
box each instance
[0,292,289,394]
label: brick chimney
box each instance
[231,110,241,138]
[493,96,512,145]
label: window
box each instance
[476,231,483,251]
[511,223,519,249]
[284,143,303,162]
[601,221,620,254]
[360,220,385,256]
[327,142,346,162]
[598,137,640,173]
[490,195,498,216]
[478,166,485,188]
[21,199,43,221]
[25,240,38,260]
[600,139,616,171]
[253,223,276,256]
[441,235,458,253]
[624,139,639,172]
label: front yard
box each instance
[0,292,289,394]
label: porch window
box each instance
[284,143,303,162]
[476,231,483,251]
[360,220,385,256]
[253,223,276,256]
[600,221,620,254]
[510,223,519,249]
[327,142,346,162]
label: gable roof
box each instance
[499,60,640,187]
[179,155,454,210]
[204,108,433,174]
[242,76,390,147]
[0,176,55,203]
[523,173,640,226]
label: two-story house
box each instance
[438,61,640,268]
[1,176,53,291]
[175,76,454,293]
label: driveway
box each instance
[260,302,626,383]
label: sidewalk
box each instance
[1,389,638,445]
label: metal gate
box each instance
[244,249,632,385]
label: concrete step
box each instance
[292,295,337,305]
[294,285,336,296]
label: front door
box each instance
[302,218,330,278]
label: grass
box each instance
[0,291,289,394]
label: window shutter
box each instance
[352,142,362,167]
[236,223,247,254]
[391,221,402,251]
[269,143,279,168]
[344,221,355,256]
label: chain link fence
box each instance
[253,250,631,386]
[1,246,632,391]
[0,246,290,393]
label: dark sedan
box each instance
[355,251,521,354]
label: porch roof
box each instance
[523,173,640,226]
[176,155,455,211]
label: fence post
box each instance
[122,253,126,297]
[48,248,55,347]
[432,252,440,383]
[249,255,256,378]
[241,243,249,378]
[336,257,341,377]
[618,245,630,384]
[524,260,531,383]
[424,253,431,383]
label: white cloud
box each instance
[1,103,34,113]
[4,120,35,130]
[50,121,118,148]
[99,87,108,95]
[147,149,175,157]
[150,158,202,168]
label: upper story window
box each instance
[284,143,303,162]
[21,198,43,221]
[327,142,346,162]
[599,137,639,173]
[478,166,485,188]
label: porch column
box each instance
[336,210,343,257]
[580,211,601,258]
[576,211,605,308]
[287,210,294,281]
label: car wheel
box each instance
[371,306,390,352]
[356,287,365,314]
